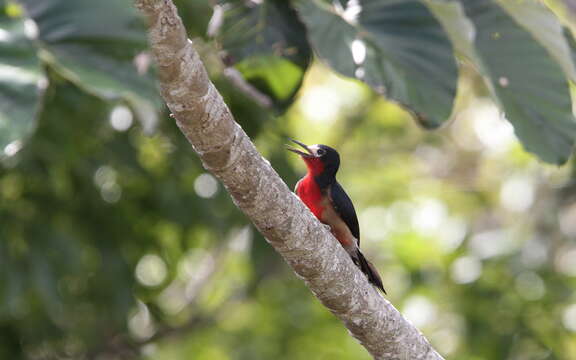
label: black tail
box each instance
[357,250,386,294]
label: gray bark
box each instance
[133,1,444,359]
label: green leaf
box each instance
[235,56,303,106]
[495,0,576,82]
[296,0,459,128]
[423,0,477,61]
[0,6,44,156]
[18,0,161,130]
[217,0,311,111]
[461,0,576,164]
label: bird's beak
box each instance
[286,138,314,158]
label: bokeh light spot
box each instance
[136,254,168,287]
[299,86,341,124]
[439,217,467,253]
[100,182,122,203]
[194,173,219,199]
[403,296,437,327]
[472,101,516,153]
[469,229,516,259]
[412,198,447,232]
[342,0,362,23]
[351,39,366,65]
[500,174,535,212]
[158,281,187,315]
[562,304,576,332]
[515,272,545,301]
[555,246,576,276]
[431,328,459,356]
[229,226,252,253]
[521,238,548,269]
[23,19,38,39]
[451,256,482,284]
[0,28,9,42]
[3,140,22,157]
[109,105,133,131]
[128,301,155,340]
[94,165,116,188]
[94,165,122,203]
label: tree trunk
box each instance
[133,1,444,359]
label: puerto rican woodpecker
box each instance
[287,139,385,293]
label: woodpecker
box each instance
[287,139,385,293]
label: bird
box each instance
[287,139,385,293]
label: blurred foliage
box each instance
[295,0,458,128]
[2,0,576,360]
[215,0,311,111]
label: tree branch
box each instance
[133,1,444,359]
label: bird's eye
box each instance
[316,148,326,156]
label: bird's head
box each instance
[286,139,340,177]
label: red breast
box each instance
[295,175,325,219]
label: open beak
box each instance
[286,138,314,158]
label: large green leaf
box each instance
[429,0,576,84]
[496,0,576,82]
[0,3,44,156]
[295,0,458,128]
[18,0,161,129]
[461,0,576,164]
[216,0,311,111]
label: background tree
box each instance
[2,0,576,359]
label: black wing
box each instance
[329,181,360,243]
